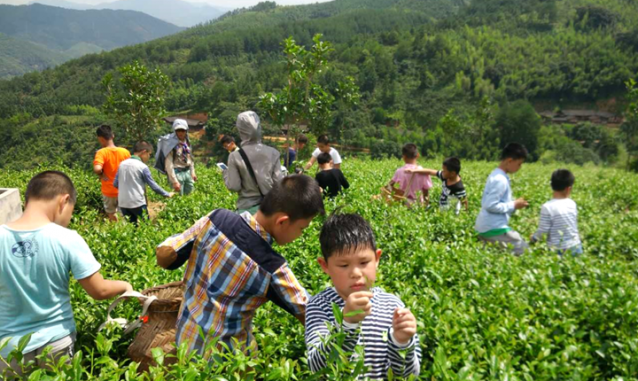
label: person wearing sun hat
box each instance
[165,119,197,195]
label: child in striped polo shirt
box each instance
[306,214,421,379]
[531,169,582,256]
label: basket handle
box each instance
[98,291,157,334]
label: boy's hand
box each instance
[343,291,373,324]
[392,308,417,345]
[514,198,529,210]
[124,282,133,293]
[167,192,175,198]
[173,182,181,192]
[192,174,198,182]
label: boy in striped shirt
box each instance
[306,214,421,379]
[531,169,582,256]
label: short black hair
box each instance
[402,143,418,159]
[551,169,575,191]
[260,175,325,221]
[317,152,332,165]
[317,135,330,145]
[134,141,152,153]
[296,134,308,144]
[220,135,235,145]
[443,157,461,174]
[320,214,377,261]
[96,124,113,140]
[25,171,77,206]
[501,143,528,161]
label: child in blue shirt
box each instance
[475,143,530,255]
[0,171,131,378]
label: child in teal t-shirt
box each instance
[0,171,131,377]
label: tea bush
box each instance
[1,158,638,380]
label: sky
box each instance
[0,0,333,6]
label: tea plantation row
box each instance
[1,159,637,380]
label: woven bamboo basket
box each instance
[127,281,184,372]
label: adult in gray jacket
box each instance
[223,111,283,214]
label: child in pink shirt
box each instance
[389,143,432,206]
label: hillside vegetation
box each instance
[0,0,637,168]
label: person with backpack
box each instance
[154,119,196,196]
[223,111,283,214]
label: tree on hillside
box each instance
[259,34,360,162]
[496,100,541,160]
[102,61,169,142]
[622,78,638,171]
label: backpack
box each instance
[154,133,187,175]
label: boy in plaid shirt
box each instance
[156,175,324,358]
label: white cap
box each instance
[173,119,188,131]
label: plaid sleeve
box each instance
[156,214,211,270]
[267,263,309,319]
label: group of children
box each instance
[93,121,196,226]
[1,132,583,379]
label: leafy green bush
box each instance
[1,159,638,379]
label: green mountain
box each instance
[0,33,67,79]
[0,4,184,51]
[0,0,637,168]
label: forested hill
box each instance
[0,33,68,79]
[0,0,637,161]
[0,3,183,75]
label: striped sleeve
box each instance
[268,263,309,319]
[388,329,422,377]
[532,204,552,242]
[305,296,360,373]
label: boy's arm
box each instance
[304,156,317,170]
[387,306,422,377]
[272,151,283,183]
[306,297,361,373]
[142,167,171,197]
[388,328,421,377]
[483,178,515,215]
[68,232,131,300]
[93,151,108,181]
[268,263,310,324]
[340,170,350,189]
[223,153,242,192]
[165,152,178,188]
[406,168,438,176]
[531,205,551,243]
[156,214,210,270]
[463,197,469,211]
[78,272,132,300]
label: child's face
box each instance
[138,150,151,163]
[272,215,314,245]
[223,141,237,152]
[504,158,524,174]
[317,143,330,153]
[297,142,306,151]
[318,248,382,300]
[176,130,188,141]
[441,165,455,180]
